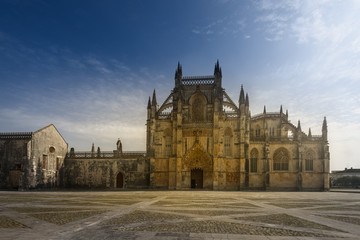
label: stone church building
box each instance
[0,124,68,189]
[147,61,330,191]
[0,61,330,191]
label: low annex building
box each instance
[147,61,330,191]
[0,124,68,189]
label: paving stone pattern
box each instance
[0,215,27,228]
[1,191,360,239]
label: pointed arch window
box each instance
[224,128,232,157]
[305,150,314,171]
[163,129,172,157]
[255,125,261,137]
[273,148,289,171]
[250,148,259,173]
[190,94,207,122]
[165,136,171,156]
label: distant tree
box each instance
[97,147,101,158]
[333,176,360,188]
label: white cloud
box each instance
[254,0,360,46]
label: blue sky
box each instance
[0,0,359,170]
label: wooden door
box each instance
[191,168,203,189]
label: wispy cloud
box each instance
[254,0,360,45]
[0,35,167,151]
[191,12,247,37]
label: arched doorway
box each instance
[191,168,203,189]
[116,172,124,188]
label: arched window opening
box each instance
[255,126,261,137]
[164,129,171,157]
[250,148,259,173]
[273,148,289,171]
[191,94,207,122]
[305,150,314,171]
[270,127,275,136]
[287,129,293,139]
[165,135,171,156]
[224,128,232,157]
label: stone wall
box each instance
[0,138,29,189]
[63,157,150,189]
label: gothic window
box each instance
[305,150,314,171]
[164,129,171,157]
[273,148,289,171]
[224,128,232,157]
[165,135,171,157]
[190,94,207,122]
[185,138,188,152]
[270,127,275,136]
[250,148,258,173]
[224,136,230,156]
[287,129,293,139]
[255,126,261,137]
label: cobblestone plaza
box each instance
[1,191,359,239]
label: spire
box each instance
[147,96,151,109]
[322,116,327,131]
[322,116,328,141]
[239,85,245,104]
[308,128,312,137]
[263,105,266,114]
[245,93,249,107]
[286,109,288,118]
[152,89,157,106]
[214,59,222,77]
[297,120,301,131]
[91,143,95,153]
[175,61,182,78]
[280,105,283,114]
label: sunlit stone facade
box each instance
[147,61,330,190]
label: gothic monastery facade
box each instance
[147,61,330,190]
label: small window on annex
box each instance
[42,155,48,170]
[49,146,55,153]
[56,157,61,171]
[250,148,258,173]
[273,148,289,171]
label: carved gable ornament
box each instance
[183,142,212,171]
